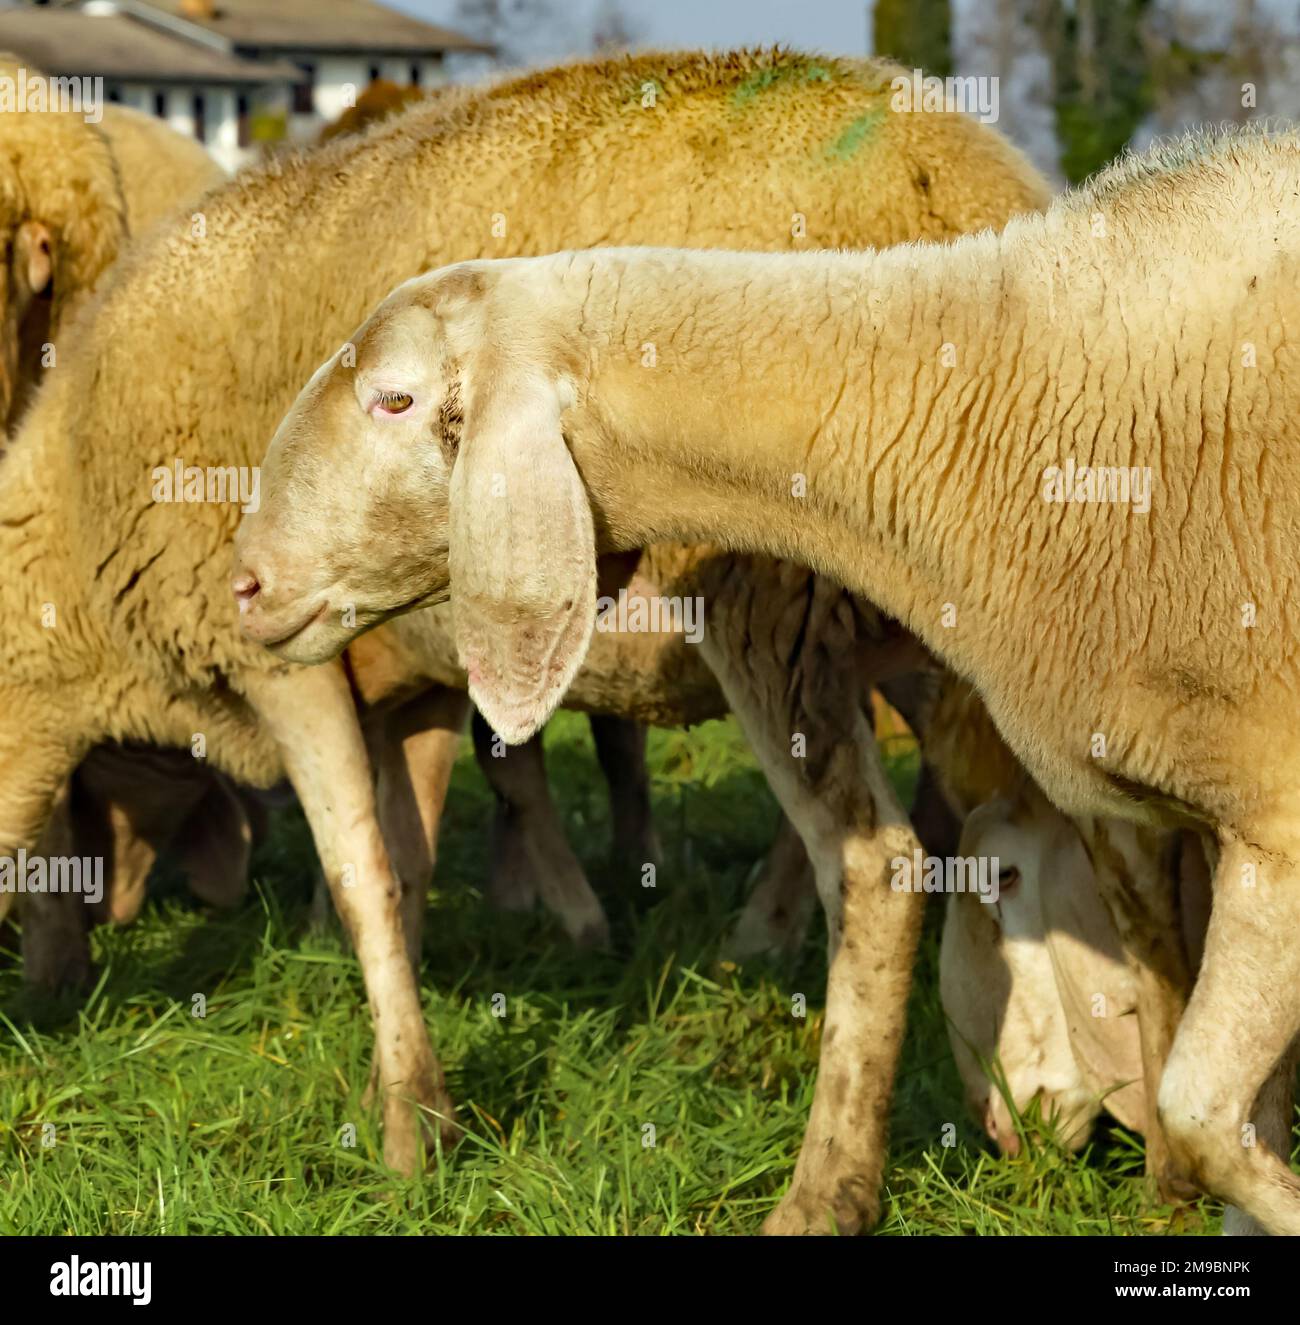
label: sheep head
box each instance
[0,168,54,427]
[939,793,1124,1153]
[0,59,127,428]
[236,260,599,744]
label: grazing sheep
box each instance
[942,788,1212,1153]
[242,125,1300,1231]
[0,48,1047,1219]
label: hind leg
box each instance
[472,715,541,914]
[1158,836,1300,1233]
[370,687,470,965]
[472,711,608,948]
[726,813,817,959]
[589,715,662,883]
[698,561,925,1235]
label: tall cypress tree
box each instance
[872,0,953,78]
[1043,0,1153,183]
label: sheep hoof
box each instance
[382,1091,461,1177]
[761,1178,878,1236]
[484,864,539,913]
[571,913,611,952]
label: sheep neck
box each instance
[565,238,1035,680]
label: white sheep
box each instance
[240,125,1300,1232]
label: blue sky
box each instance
[390,0,871,60]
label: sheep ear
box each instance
[15,221,52,296]
[449,371,596,744]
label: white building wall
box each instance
[418,57,447,87]
[163,86,192,140]
[312,54,372,121]
[207,87,242,174]
[114,82,150,113]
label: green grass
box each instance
[0,713,1227,1234]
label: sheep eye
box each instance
[375,390,413,415]
[997,867,1020,893]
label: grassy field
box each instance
[0,713,1225,1235]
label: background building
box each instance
[0,0,490,170]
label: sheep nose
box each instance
[231,569,261,613]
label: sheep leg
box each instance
[698,566,925,1235]
[1079,818,1196,1202]
[1222,1039,1298,1235]
[370,686,470,965]
[20,784,96,988]
[72,746,245,922]
[471,711,609,948]
[67,757,166,928]
[172,775,254,910]
[726,813,817,959]
[244,663,457,1174]
[1157,837,1300,1234]
[589,715,662,881]
[0,718,88,982]
[472,714,540,913]
[760,742,921,1236]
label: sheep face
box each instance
[234,294,459,666]
[940,796,1113,1153]
[239,261,598,746]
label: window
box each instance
[292,63,314,114]
[237,93,251,148]
[409,63,421,86]
[152,90,166,118]
[192,92,206,143]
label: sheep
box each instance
[0,47,1048,1223]
[942,789,1212,1152]
[98,103,227,237]
[240,124,1300,1232]
[0,64,240,961]
[0,54,223,428]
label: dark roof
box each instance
[0,9,303,83]
[146,0,493,55]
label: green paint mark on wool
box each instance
[825,106,887,161]
[731,60,832,109]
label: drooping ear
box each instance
[449,364,596,744]
[14,220,52,298]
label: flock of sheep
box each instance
[3,45,1298,1236]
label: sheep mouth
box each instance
[385,584,452,621]
[255,599,331,650]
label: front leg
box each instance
[0,704,89,986]
[245,662,456,1174]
